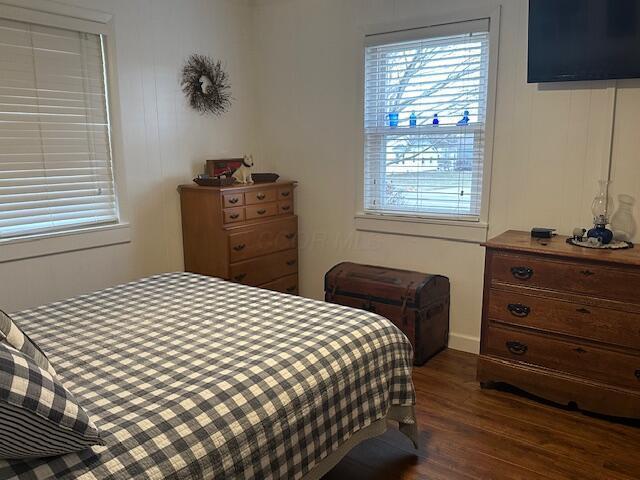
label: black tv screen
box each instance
[528,0,640,83]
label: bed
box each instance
[0,272,417,479]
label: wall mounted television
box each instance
[528,0,640,83]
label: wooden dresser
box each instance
[178,181,299,294]
[478,230,640,418]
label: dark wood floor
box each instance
[324,349,640,480]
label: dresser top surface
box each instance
[485,230,640,267]
[179,181,296,192]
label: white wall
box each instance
[252,0,640,352]
[0,0,259,311]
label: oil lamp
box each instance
[586,180,614,244]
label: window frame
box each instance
[355,7,501,243]
[0,0,130,261]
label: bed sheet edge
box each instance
[301,405,418,480]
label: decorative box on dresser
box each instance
[178,181,299,295]
[478,230,640,418]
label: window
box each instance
[364,20,491,221]
[0,17,118,239]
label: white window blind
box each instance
[0,17,117,239]
[364,25,490,220]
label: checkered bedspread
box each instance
[0,273,416,479]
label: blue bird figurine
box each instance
[457,110,470,126]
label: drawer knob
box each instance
[285,233,296,240]
[257,209,267,215]
[229,197,239,204]
[286,286,296,293]
[281,205,291,211]
[286,259,297,266]
[506,341,528,356]
[256,193,266,200]
[281,191,290,197]
[507,303,530,317]
[511,266,534,280]
[229,213,240,220]
[234,273,247,281]
[576,307,591,314]
[233,243,246,252]
[580,269,595,277]
[635,370,640,380]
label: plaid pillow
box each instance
[0,342,104,459]
[0,308,56,376]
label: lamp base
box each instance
[587,224,614,245]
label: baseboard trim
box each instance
[448,333,480,354]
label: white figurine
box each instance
[232,155,254,184]
[199,75,213,94]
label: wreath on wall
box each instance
[181,54,232,115]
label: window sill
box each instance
[354,213,488,243]
[0,223,131,263]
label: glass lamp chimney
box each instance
[591,180,613,226]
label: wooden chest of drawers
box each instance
[478,230,640,418]
[178,181,298,295]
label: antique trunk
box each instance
[324,262,450,365]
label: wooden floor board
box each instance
[323,349,640,480]
[413,388,623,471]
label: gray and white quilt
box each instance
[0,272,416,479]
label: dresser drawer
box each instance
[485,325,640,390]
[261,274,298,295]
[488,289,640,350]
[278,187,293,200]
[223,193,244,208]
[245,189,277,205]
[245,202,278,220]
[278,201,293,214]
[228,216,298,262]
[223,207,245,224]
[490,252,640,304]
[229,249,297,286]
